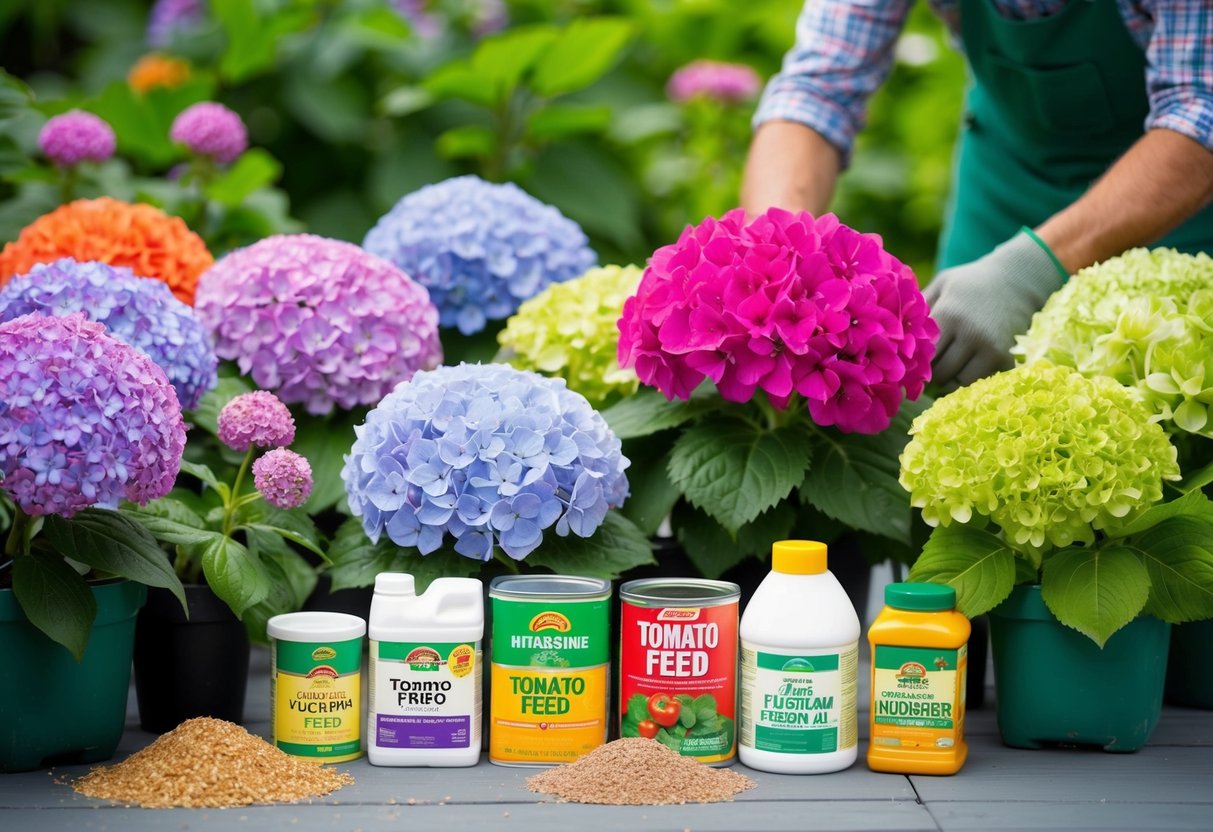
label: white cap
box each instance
[374,572,417,596]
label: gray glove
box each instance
[924,229,1067,389]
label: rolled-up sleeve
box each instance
[753,0,912,164]
[1144,0,1213,150]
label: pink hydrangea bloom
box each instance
[252,447,313,509]
[38,111,117,166]
[617,208,938,434]
[217,391,295,452]
[667,60,762,104]
[170,102,247,163]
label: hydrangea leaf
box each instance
[532,18,633,97]
[1131,517,1213,623]
[238,503,328,561]
[619,442,681,537]
[525,512,654,578]
[471,25,558,102]
[12,550,96,661]
[204,148,281,207]
[1177,458,1213,494]
[325,517,481,593]
[291,410,360,514]
[675,502,795,580]
[241,533,318,644]
[907,525,1017,617]
[669,419,812,535]
[195,535,271,619]
[189,375,254,438]
[601,386,717,439]
[122,498,211,545]
[1040,545,1150,647]
[1105,488,1213,538]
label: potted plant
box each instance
[0,313,188,772]
[901,362,1213,751]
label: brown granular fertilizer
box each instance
[72,717,354,808]
[526,738,756,805]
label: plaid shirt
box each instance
[755,1,1213,163]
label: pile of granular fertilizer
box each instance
[527,738,756,805]
[72,717,354,808]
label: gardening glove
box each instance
[924,228,1067,390]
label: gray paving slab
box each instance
[928,800,1213,831]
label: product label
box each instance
[619,600,738,763]
[370,640,481,750]
[271,637,362,760]
[739,643,858,755]
[871,645,966,750]
[490,596,609,764]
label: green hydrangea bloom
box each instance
[899,364,1179,554]
[1013,247,1213,437]
[498,264,642,407]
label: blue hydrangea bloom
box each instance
[362,175,598,335]
[343,363,629,561]
[0,258,218,410]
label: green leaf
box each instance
[600,386,718,440]
[204,149,282,207]
[1131,517,1213,623]
[675,502,794,579]
[325,517,480,593]
[531,18,633,97]
[799,397,929,544]
[693,693,718,723]
[292,410,361,514]
[380,86,434,117]
[424,64,498,107]
[188,375,253,437]
[246,529,318,609]
[1176,458,1213,494]
[0,70,33,125]
[12,551,96,661]
[243,506,328,560]
[619,440,681,537]
[472,25,558,103]
[435,125,496,160]
[527,105,612,141]
[1108,488,1213,537]
[179,459,231,500]
[525,512,654,578]
[195,535,271,619]
[528,142,643,251]
[668,418,812,534]
[122,499,215,546]
[43,510,186,610]
[907,525,1018,618]
[1040,545,1150,647]
[213,0,311,82]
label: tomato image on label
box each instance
[648,694,681,728]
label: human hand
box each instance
[924,229,1067,390]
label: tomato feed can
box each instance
[489,575,611,766]
[619,578,740,765]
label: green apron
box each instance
[937,0,1213,269]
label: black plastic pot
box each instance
[133,584,250,733]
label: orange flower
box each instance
[128,54,192,94]
[0,198,213,305]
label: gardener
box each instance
[740,1,1213,389]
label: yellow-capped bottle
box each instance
[867,582,970,775]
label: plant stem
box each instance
[223,448,256,538]
[58,165,78,204]
[4,507,30,558]
[493,549,520,574]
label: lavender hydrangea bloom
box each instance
[363,176,597,335]
[147,0,206,48]
[170,102,247,164]
[342,363,629,561]
[253,448,313,510]
[0,312,186,517]
[0,259,217,410]
[217,391,295,452]
[38,110,116,166]
[195,234,442,415]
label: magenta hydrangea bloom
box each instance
[195,234,443,415]
[252,448,313,510]
[667,60,762,104]
[618,208,938,434]
[0,312,186,516]
[170,102,247,164]
[217,391,295,452]
[38,110,117,167]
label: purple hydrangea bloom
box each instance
[217,391,295,452]
[0,312,186,517]
[147,0,206,48]
[667,60,762,104]
[343,363,629,562]
[195,234,443,415]
[253,448,313,510]
[0,258,217,410]
[170,102,247,164]
[38,110,116,167]
[391,0,507,39]
[363,176,597,335]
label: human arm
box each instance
[741,121,841,217]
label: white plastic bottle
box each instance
[368,572,484,767]
[739,540,861,773]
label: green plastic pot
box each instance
[0,580,146,772]
[1165,619,1213,709]
[989,585,1169,753]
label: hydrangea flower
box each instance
[899,363,1180,554]
[0,197,213,305]
[1014,248,1213,437]
[0,258,217,410]
[147,0,206,47]
[253,448,313,510]
[343,363,629,561]
[38,111,116,167]
[170,102,247,164]
[363,175,597,335]
[618,208,938,434]
[499,264,642,407]
[0,312,186,516]
[217,391,296,452]
[667,60,762,104]
[392,0,507,38]
[195,234,442,415]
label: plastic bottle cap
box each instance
[771,540,827,575]
[374,572,416,596]
[885,582,956,611]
